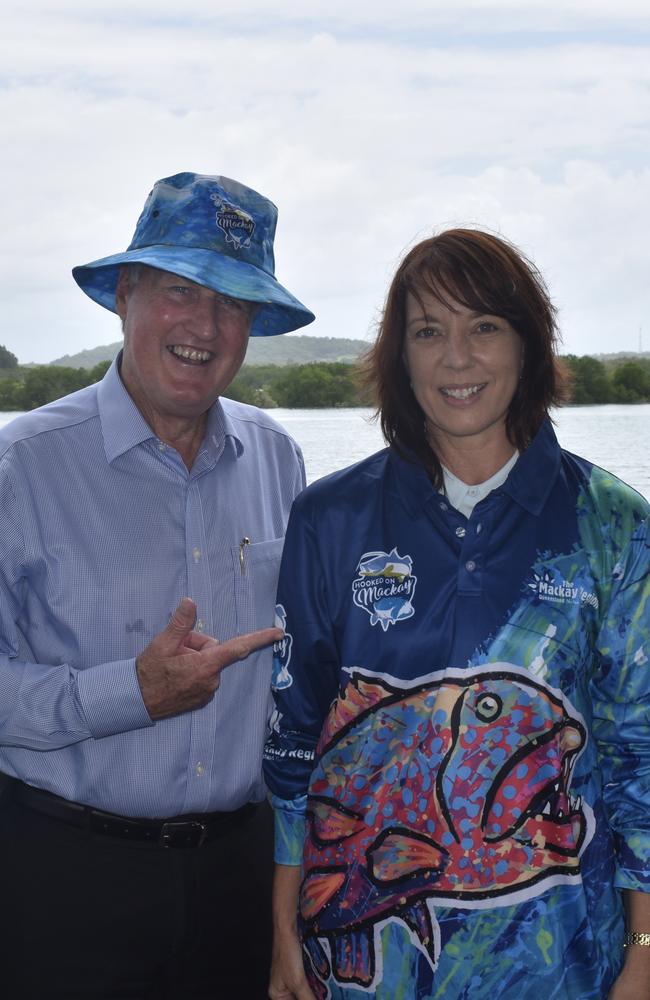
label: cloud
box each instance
[1,3,648,361]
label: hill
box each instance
[49,335,369,369]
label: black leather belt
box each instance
[13,781,256,849]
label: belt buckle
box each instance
[159,819,208,849]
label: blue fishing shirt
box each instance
[0,358,304,816]
[263,421,650,1000]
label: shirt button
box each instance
[468,487,478,496]
[192,547,202,562]
[196,762,205,776]
[196,619,205,632]
[455,526,466,538]
[465,560,477,572]
[157,441,166,451]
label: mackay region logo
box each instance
[271,604,293,690]
[527,571,599,609]
[352,548,417,632]
[210,192,255,250]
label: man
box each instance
[0,172,314,998]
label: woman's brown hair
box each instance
[359,229,569,485]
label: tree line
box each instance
[0,352,112,411]
[0,346,649,411]
[224,362,370,408]
[563,355,650,404]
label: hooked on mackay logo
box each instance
[210,192,256,250]
[352,548,417,632]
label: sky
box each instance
[2,1,649,364]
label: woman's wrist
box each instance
[624,932,650,948]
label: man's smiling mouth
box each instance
[440,383,486,400]
[168,345,213,364]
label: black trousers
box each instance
[0,793,274,999]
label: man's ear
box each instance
[114,268,130,322]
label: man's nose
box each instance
[188,296,220,340]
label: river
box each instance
[1,404,648,500]
[272,404,650,498]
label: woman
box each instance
[263,230,650,999]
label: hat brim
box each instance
[72,246,315,337]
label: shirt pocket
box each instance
[231,537,284,635]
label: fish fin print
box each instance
[300,871,346,920]
[331,927,376,986]
[400,900,440,971]
[352,676,393,707]
[319,674,391,745]
[303,934,331,979]
[369,830,447,883]
[310,798,365,843]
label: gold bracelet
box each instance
[624,932,650,947]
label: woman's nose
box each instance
[442,329,473,369]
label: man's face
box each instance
[115,266,253,432]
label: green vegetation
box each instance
[0,346,18,369]
[563,355,650,404]
[0,360,111,410]
[1,344,649,411]
[224,362,370,408]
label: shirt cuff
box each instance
[271,793,307,865]
[75,658,154,739]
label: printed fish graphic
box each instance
[299,664,592,996]
[368,596,414,629]
[358,548,413,581]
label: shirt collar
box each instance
[388,448,437,517]
[501,419,562,515]
[389,418,562,518]
[97,354,243,464]
[442,450,519,518]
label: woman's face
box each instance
[403,286,523,461]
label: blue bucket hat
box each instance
[72,172,315,337]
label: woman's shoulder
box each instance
[295,447,393,511]
[560,447,649,519]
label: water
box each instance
[272,404,650,498]
[1,405,648,499]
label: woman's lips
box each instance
[440,383,486,400]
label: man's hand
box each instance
[136,597,281,720]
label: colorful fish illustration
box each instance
[299,664,593,996]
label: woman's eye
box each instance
[475,321,498,334]
[414,327,441,339]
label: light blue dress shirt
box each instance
[0,358,305,817]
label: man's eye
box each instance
[171,285,191,295]
[216,294,249,314]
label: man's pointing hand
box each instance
[136,597,281,721]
